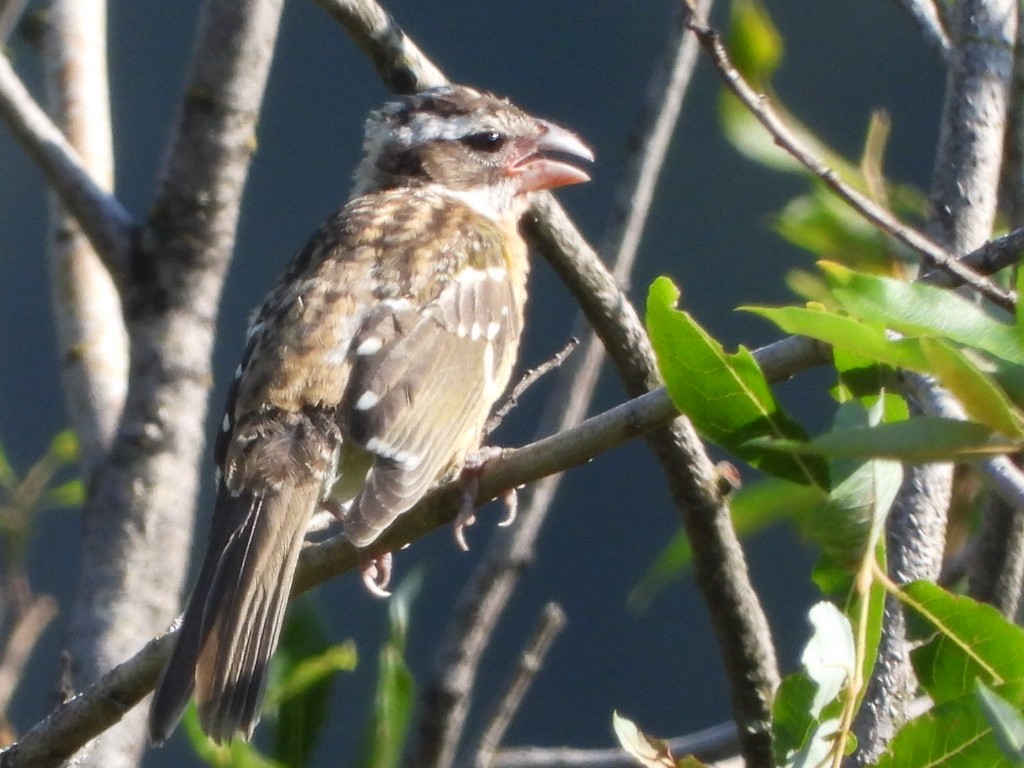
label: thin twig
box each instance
[485,339,579,437]
[889,0,951,58]
[919,225,1024,287]
[472,603,566,768]
[681,8,1017,311]
[0,596,57,714]
[492,721,740,768]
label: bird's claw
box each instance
[360,552,393,598]
[453,447,516,550]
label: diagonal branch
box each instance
[0,53,133,283]
[681,6,1017,312]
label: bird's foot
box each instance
[360,552,393,598]
[453,446,516,551]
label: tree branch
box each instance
[472,603,566,768]
[681,5,1017,311]
[888,0,951,58]
[43,0,128,476]
[0,53,133,283]
[62,1,285,766]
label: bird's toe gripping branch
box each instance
[454,446,517,551]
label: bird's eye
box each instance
[461,131,506,153]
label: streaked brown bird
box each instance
[148,85,593,744]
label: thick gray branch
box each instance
[64,1,283,765]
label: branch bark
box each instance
[62,1,284,766]
[43,0,128,476]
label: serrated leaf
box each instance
[903,581,1024,703]
[647,277,828,489]
[628,479,824,611]
[976,680,1024,763]
[751,417,1018,462]
[876,689,1021,768]
[612,712,675,768]
[821,262,1024,365]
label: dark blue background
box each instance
[0,1,943,764]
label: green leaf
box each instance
[774,603,853,766]
[821,262,1024,365]
[270,598,353,768]
[42,479,85,509]
[629,479,824,610]
[903,581,1024,703]
[359,571,422,768]
[182,704,285,768]
[47,430,79,464]
[976,680,1024,763]
[727,0,782,86]
[919,337,1024,438]
[745,304,930,372]
[647,277,828,489]
[776,186,898,272]
[751,417,1018,462]
[876,686,1024,768]
[806,450,902,566]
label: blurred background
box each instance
[0,0,945,764]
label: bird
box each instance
[147,84,593,745]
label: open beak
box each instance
[508,120,594,192]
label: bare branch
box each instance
[0,54,133,281]
[43,0,128,474]
[919,225,1024,287]
[0,596,57,714]
[485,338,579,437]
[472,604,566,768]
[313,0,445,92]
[926,0,1015,254]
[681,10,1017,311]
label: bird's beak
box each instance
[508,120,594,192]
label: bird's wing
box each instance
[339,217,523,547]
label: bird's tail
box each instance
[148,477,320,744]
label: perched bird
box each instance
[148,85,593,744]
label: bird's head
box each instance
[354,85,594,219]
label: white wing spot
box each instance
[356,336,383,355]
[222,413,231,432]
[456,267,487,284]
[486,320,500,340]
[470,323,483,340]
[382,298,413,312]
[366,437,423,470]
[234,364,244,379]
[355,390,381,411]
